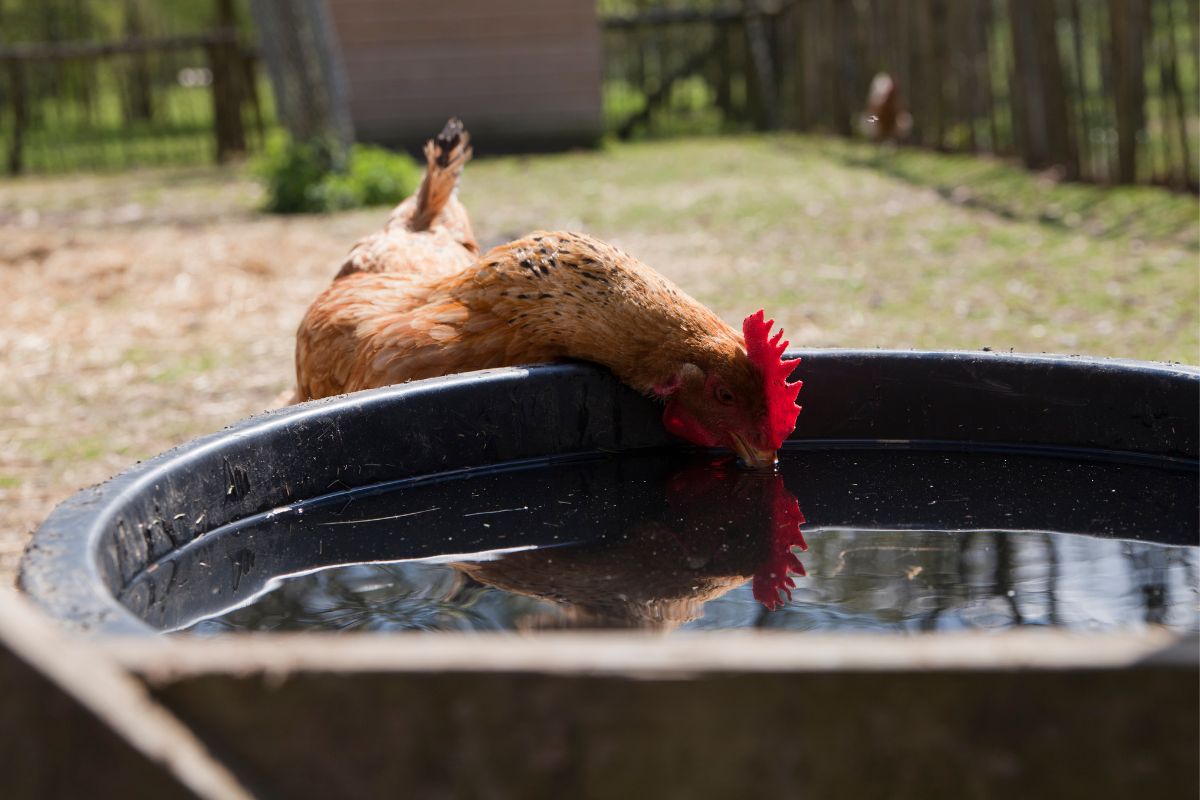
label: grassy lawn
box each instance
[1,133,1196,582]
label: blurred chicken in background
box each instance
[861,72,913,143]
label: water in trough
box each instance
[174,446,1198,635]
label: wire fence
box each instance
[0,0,271,175]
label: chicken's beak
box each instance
[729,433,778,470]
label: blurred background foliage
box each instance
[0,0,1196,194]
[0,0,265,172]
[253,135,420,214]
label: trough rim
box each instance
[18,349,1200,639]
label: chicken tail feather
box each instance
[410,118,472,232]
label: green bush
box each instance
[254,134,422,214]
[253,135,329,213]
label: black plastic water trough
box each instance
[19,350,1200,635]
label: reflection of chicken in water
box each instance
[862,73,913,143]
[455,458,807,630]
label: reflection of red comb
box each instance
[751,480,808,610]
[743,310,803,450]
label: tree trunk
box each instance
[1067,0,1093,180]
[905,0,926,143]
[800,0,820,129]
[827,0,852,135]
[775,6,802,130]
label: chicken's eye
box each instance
[714,386,735,405]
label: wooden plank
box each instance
[1159,0,1194,188]
[108,630,1192,675]
[351,112,602,142]
[1009,0,1043,165]
[329,0,596,41]
[333,13,595,44]
[0,32,238,61]
[929,0,948,147]
[0,589,252,800]
[351,103,602,134]
[350,110,602,137]
[339,41,602,77]
[1066,0,1094,178]
[1031,0,1078,176]
[602,8,745,29]
[1109,0,1147,183]
[334,0,581,20]
[107,631,1198,800]
[345,83,603,112]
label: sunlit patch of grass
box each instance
[149,350,222,384]
[822,138,1199,250]
[34,434,127,465]
[118,345,224,384]
[121,345,156,365]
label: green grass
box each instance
[147,350,222,383]
[33,433,127,465]
[825,141,1199,250]
[121,345,224,383]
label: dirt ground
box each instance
[2,135,1196,585]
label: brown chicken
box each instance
[293,120,803,467]
[863,72,913,143]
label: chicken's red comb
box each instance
[743,310,803,450]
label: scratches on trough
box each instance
[462,506,530,517]
[321,507,441,526]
